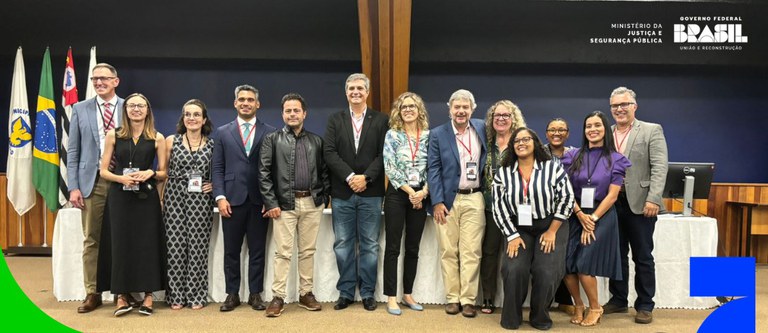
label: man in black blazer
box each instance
[212,84,277,312]
[323,73,388,311]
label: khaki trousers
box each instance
[271,197,323,299]
[81,177,109,294]
[436,192,485,305]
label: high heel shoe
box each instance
[480,299,495,314]
[570,305,585,325]
[580,307,604,327]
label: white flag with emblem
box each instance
[7,47,36,215]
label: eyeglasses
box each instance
[546,128,569,134]
[90,76,116,82]
[400,104,417,111]
[493,113,512,120]
[513,136,533,145]
[610,102,635,110]
[184,112,203,118]
[127,103,147,109]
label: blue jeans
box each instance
[332,195,383,299]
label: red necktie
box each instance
[104,102,118,171]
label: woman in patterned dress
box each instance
[382,92,430,315]
[162,99,215,310]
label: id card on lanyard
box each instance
[580,151,601,209]
[518,166,533,226]
[457,130,476,181]
[407,129,421,187]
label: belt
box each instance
[294,190,312,198]
[456,187,481,195]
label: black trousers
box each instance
[222,200,268,295]
[382,186,427,296]
[609,192,657,311]
[500,216,568,330]
[481,210,503,300]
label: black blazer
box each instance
[323,108,389,200]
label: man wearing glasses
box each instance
[428,89,487,318]
[67,63,123,313]
[602,87,668,324]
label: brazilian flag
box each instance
[33,48,60,212]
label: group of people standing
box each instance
[67,63,668,330]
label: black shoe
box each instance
[334,297,354,310]
[248,293,266,311]
[220,294,241,312]
[113,305,133,317]
[602,302,629,314]
[362,297,377,311]
[138,305,153,316]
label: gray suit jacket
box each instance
[66,97,124,197]
[613,119,668,215]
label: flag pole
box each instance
[17,215,23,247]
[42,213,49,247]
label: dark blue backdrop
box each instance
[1,60,766,183]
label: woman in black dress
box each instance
[163,99,215,310]
[99,93,168,316]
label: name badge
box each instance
[518,203,533,226]
[581,186,596,209]
[188,170,203,193]
[122,167,139,191]
[466,161,478,181]
[407,167,421,187]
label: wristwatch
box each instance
[590,213,598,222]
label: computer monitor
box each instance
[663,162,715,216]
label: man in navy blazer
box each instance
[323,73,388,311]
[427,89,487,318]
[66,63,123,314]
[212,84,277,312]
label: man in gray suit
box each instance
[67,63,123,313]
[602,87,668,324]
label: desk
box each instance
[726,201,768,257]
[53,210,719,309]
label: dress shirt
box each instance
[452,123,481,190]
[96,95,120,156]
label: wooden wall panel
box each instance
[707,183,768,263]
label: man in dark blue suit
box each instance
[212,84,277,312]
[428,89,487,318]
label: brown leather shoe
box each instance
[635,310,653,324]
[461,304,477,318]
[445,302,461,315]
[265,297,285,317]
[298,292,322,311]
[77,293,102,313]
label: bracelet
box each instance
[573,209,582,215]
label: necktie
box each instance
[104,102,118,170]
[243,123,252,154]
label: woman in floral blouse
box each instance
[382,92,430,316]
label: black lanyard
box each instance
[585,149,602,185]
[184,133,203,171]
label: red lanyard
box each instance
[238,122,256,148]
[518,165,532,202]
[351,114,364,139]
[407,128,421,162]
[456,130,473,157]
[613,122,632,153]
